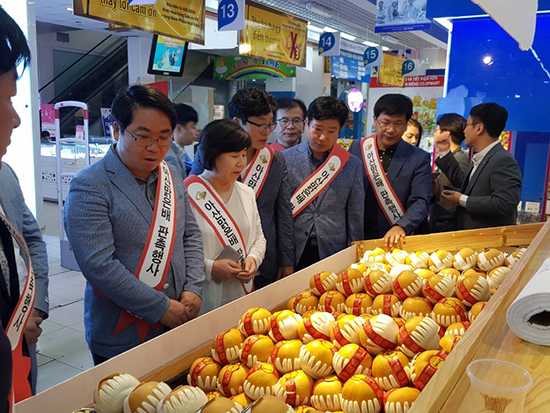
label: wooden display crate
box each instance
[17,223,546,412]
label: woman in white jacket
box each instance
[185,120,266,314]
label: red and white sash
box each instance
[270,142,286,152]
[185,175,253,294]
[111,161,177,342]
[241,146,274,199]
[0,212,35,409]
[290,144,351,218]
[361,135,406,225]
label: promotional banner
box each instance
[364,46,384,68]
[319,32,341,56]
[240,1,307,67]
[378,53,405,87]
[213,56,296,79]
[471,0,537,51]
[101,108,114,140]
[375,0,431,33]
[330,39,371,83]
[73,0,205,44]
[218,0,245,31]
[40,104,56,139]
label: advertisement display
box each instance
[40,104,56,140]
[330,39,371,83]
[213,56,296,80]
[240,1,307,67]
[100,108,114,140]
[375,0,431,33]
[72,0,206,44]
[147,35,188,76]
[367,74,445,152]
[378,53,405,87]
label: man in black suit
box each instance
[435,103,522,230]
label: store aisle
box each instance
[36,233,91,394]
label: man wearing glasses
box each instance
[64,84,205,364]
[272,97,307,151]
[434,103,521,230]
[191,88,294,289]
[349,94,432,248]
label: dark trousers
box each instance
[296,239,320,271]
[92,352,110,366]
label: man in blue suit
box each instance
[349,94,432,247]
[64,85,205,364]
[284,97,364,270]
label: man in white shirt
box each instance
[434,103,522,230]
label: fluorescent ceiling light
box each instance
[323,27,337,32]
[66,7,73,12]
[341,33,356,41]
[382,46,390,51]
[363,40,379,47]
[307,23,324,33]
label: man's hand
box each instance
[159,299,189,328]
[277,266,294,280]
[24,309,44,345]
[212,259,242,282]
[237,257,257,283]
[180,291,202,320]
[384,225,406,249]
[434,130,452,153]
[441,190,462,206]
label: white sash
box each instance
[241,146,274,199]
[290,144,351,218]
[134,161,178,290]
[185,175,253,294]
[361,135,406,225]
[0,212,35,407]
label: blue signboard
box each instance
[330,39,371,83]
[218,0,245,31]
[375,0,431,33]
[426,0,550,19]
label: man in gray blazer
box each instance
[64,85,205,364]
[284,97,364,270]
[435,103,522,230]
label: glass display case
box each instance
[41,137,112,201]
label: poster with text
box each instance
[330,39,371,83]
[73,0,205,44]
[378,53,405,87]
[375,0,431,33]
[240,1,307,67]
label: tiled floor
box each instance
[36,201,92,394]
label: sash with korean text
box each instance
[361,135,406,225]
[185,175,253,294]
[290,144,351,218]
[241,146,274,199]
[0,212,36,408]
[270,142,286,151]
[112,161,177,342]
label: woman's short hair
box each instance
[228,88,277,123]
[407,118,423,146]
[199,119,251,171]
[111,84,177,131]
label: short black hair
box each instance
[276,97,307,119]
[174,103,198,126]
[111,84,177,131]
[41,130,51,139]
[199,119,251,171]
[470,103,508,139]
[0,6,31,76]
[374,94,413,121]
[228,88,277,123]
[307,96,348,128]
[407,118,423,146]
[437,113,466,145]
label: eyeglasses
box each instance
[464,121,482,129]
[376,119,407,131]
[125,129,173,148]
[277,118,306,129]
[246,119,277,134]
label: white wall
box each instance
[296,46,331,107]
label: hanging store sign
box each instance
[240,1,307,67]
[319,32,341,56]
[364,46,383,67]
[72,0,206,44]
[218,0,246,31]
[378,53,405,87]
[402,59,419,76]
[213,56,297,79]
[330,38,371,83]
[374,0,431,33]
